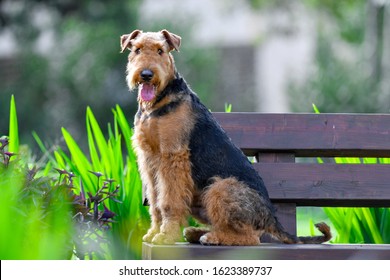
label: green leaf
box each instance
[8,95,19,153]
[312,103,320,114]
[61,127,94,191]
[32,131,58,164]
[379,209,390,243]
[86,107,110,175]
[113,105,135,160]
[86,109,103,173]
[363,158,378,164]
[224,103,232,113]
[53,150,66,169]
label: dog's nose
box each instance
[140,69,154,81]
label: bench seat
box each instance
[142,113,390,260]
[143,242,390,260]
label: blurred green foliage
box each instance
[50,105,149,259]
[289,32,384,113]
[250,0,366,44]
[1,97,74,259]
[0,0,140,147]
[0,164,75,259]
[288,0,390,113]
[2,94,147,259]
[303,0,366,44]
[0,0,219,149]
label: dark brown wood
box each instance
[256,153,297,237]
[142,113,390,260]
[213,113,390,157]
[143,242,390,260]
[255,163,390,207]
[271,203,296,234]
[143,163,390,207]
[256,153,295,163]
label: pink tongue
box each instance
[140,84,155,102]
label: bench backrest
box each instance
[213,113,390,234]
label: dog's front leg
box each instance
[136,150,163,243]
[143,184,162,243]
[151,151,194,245]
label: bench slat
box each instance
[256,163,390,207]
[213,113,390,157]
[143,243,390,260]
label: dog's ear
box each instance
[161,29,181,52]
[120,30,142,53]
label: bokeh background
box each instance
[1,0,390,148]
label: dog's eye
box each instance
[135,48,141,54]
[157,49,163,55]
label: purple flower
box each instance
[100,204,116,220]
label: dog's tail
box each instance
[267,220,332,244]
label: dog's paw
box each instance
[199,233,220,246]
[142,233,155,243]
[183,227,210,244]
[152,233,176,245]
[143,229,159,243]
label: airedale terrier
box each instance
[120,29,331,246]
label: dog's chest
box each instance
[133,102,195,155]
[134,115,161,153]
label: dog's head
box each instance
[120,30,181,106]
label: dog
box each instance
[120,29,331,246]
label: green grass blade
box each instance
[32,131,46,153]
[334,157,361,164]
[53,150,67,169]
[86,107,110,175]
[8,95,19,153]
[32,131,58,164]
[224,103,232,113]
[360,208,383,243]
[312,103,320,114]
[113,105,134,159]
[86,110,103,173]
[61,127,94,191]
[363,158,378,164]
[379,209,390,243]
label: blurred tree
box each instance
[0,0,141,147]
[289,0,390,113]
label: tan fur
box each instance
[125,30,196,244]
[122,30,332,246]
[131,103,196,244]
[200,177,262,245]
[124,31,177,100]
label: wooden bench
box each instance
[143,113,390,260]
